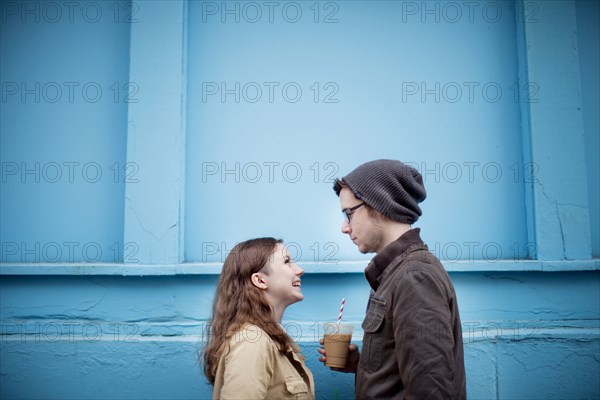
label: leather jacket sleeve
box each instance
[393,268,456,400]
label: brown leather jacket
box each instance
[356,229,466,399]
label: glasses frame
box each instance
[343,202,365,223]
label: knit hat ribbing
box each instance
[334,159,426,224]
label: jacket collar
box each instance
[364,228,424,291]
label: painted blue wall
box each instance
[1,272,599,399]
[1,1,599,399]
[185,0,529,263]
[576,0,600,258]
[1,0,130,263]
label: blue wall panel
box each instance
[185,0,528,263]
[1,272,599,399]
[0,0,131,262]
[576,0,600,257]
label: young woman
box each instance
[203,238,314,400]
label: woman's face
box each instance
[263,243,305,308]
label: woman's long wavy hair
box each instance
[202,237,299,385]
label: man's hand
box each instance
[318,338,360,373]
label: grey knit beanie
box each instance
[334,159,427,224]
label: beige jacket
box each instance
[213,324,314,400]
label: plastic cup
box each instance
[323,323,354,368]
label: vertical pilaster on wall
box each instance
[516,0,591,261]
[124,1,187,264]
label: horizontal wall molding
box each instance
[1,260,598,276]
[1,318,598,344]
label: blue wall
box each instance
[576,0,600,258]
[1,272,599,399]
[1,0,130,263]
[1,1,599,399]
[184,0,529,263]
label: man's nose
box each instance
[341,220,351,234]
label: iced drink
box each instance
[323,323,354,368]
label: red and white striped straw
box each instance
[337,298,345,324]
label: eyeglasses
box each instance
[342,203,365,223]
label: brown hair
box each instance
[333,178,348,196]
[202,237,299,384]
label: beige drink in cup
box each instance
[323,322,354,368]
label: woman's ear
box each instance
[251,272,268,290]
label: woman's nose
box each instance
[294,264,304,276]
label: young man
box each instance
[318,159,466,399]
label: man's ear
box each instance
[371,207,386,228]
[251,272,268,290]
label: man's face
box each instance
[339,188,385,254]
